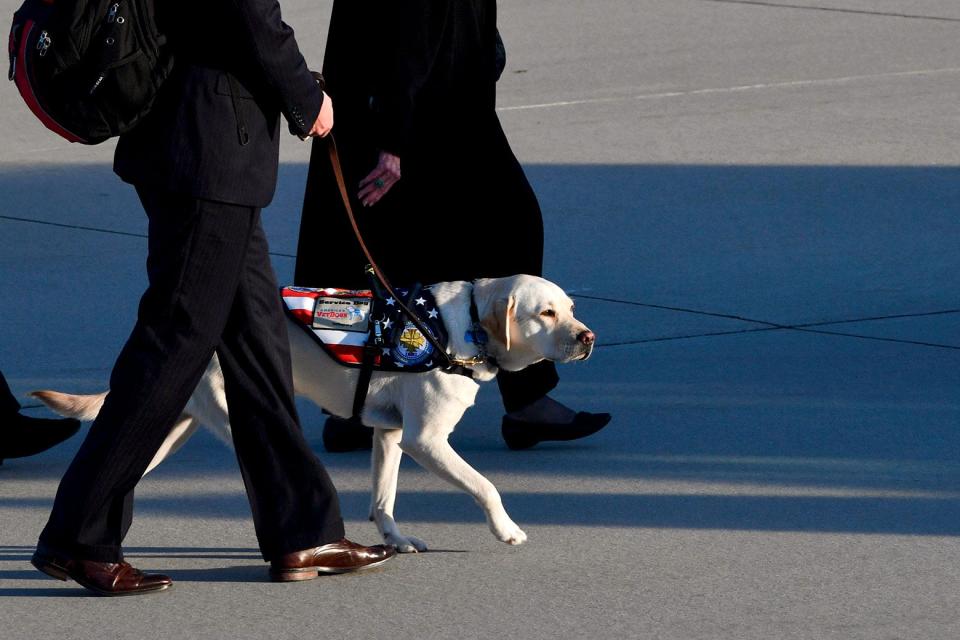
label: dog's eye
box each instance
[540,309,557,318]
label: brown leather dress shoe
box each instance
[270,538,396,582]
[32,546,172,596]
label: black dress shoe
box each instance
[32,544,172,596]
[501,412,612,450]
[0,413,80,464]
[322,415,374,453]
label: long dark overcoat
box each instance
[293,0,559,411]
[294,0,543,288]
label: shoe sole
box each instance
[269,554,395,582]
[503,434,539,450]
[502,412,612,449]
[31,555,70,581]
[32,554,172,597]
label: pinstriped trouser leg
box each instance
[38,186,343,562]
[216,214,345,560]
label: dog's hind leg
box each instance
[370,427,428,553]
[143,415,200,476]
[140,355,233,477]
[399,418,527,546]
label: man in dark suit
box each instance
[31,0,395,596]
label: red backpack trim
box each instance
[12,19,86,143]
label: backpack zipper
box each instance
[36,30,51,57]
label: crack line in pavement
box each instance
[695,0,960,22]
[4,216,957,350]
[602,325,960,350]
[496,67,960,112]
[574,295,960,350]
[0,214,298,258]
[574,294,959,328]
[0,213,148,240]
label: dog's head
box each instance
[474,275,595,372]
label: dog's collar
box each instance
[466,290,488,348]
[442,283,497,377]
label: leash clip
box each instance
[449,355,485,367]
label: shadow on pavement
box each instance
[3,487,959,536]
[2,162,958,539]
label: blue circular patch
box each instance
[391,321,435,366]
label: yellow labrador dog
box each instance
[34,275,596,553]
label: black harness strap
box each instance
[349,284,480,420]
[351,315,383,420]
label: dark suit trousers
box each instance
[39,186,345,563]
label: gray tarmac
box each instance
[2,1,959,638]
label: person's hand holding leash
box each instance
[305,91,334,138]
[358,150,401,206]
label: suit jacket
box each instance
[114,0,321,208]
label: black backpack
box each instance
[8,0,174,144]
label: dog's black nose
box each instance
[577,330,595,346]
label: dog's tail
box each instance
[30,390,108,422]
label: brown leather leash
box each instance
[324,134,482,369]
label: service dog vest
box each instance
[281,286,449,372]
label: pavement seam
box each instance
[5,218,957,351]
[7,215,960,350]
[497,67,960,112]
[603,325,960,351]
[694,0,960,23]
[0,213,299,258]
[575,295,960,350]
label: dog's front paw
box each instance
[384,532,429,554]
[501,526,527,546]
[491,517,527,546]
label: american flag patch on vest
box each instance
[280,286,449,372]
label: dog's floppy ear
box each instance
[482,295,516,351]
